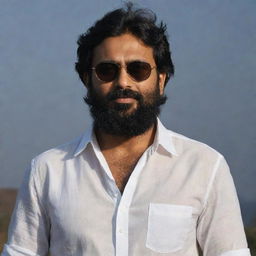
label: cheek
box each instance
[91,79,112,98]
[91,75,100,89]
[141,75,159,94]
[141,81,160,103]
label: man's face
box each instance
[84,33,167,137]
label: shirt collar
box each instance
[153,118,178,156]
[73,126,93,157]
[73,118,178,157]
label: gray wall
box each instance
[0,0,255,225]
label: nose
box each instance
[114,66,132,89]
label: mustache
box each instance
[106,89,142,101]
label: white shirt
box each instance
[2,119,251,256]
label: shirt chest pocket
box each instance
[146,203,193,253]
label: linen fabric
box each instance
[2,119,251,256]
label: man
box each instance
[2,3,251,256]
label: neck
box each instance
[95,123,157,152]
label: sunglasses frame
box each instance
[91,61,156,83]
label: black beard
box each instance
[84,85,167,137]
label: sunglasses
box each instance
[91,61,156,82]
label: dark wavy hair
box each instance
[75,2,174,87]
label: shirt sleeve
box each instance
[196,155,251,256]
[2,159,50,256]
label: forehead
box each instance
[92,33,155,65]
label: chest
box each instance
[103,151,143,193]
[47,153,203,255]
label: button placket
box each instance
[115,200,129,255]
[115,152,149,256]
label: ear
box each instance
[82,73,89,88]
[158,73,167,95]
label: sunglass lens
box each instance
[95,63,118,82]
[127,61,151,81]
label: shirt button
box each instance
[119,229,123,233]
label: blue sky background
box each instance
[0,0,255,225]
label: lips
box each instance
[114,97,135,103]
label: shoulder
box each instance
[170,129,221,157]
[31,135,83,172]
[157,119,223,163]
[22,135,86,191]
[164,128,227,174]
[165,129,231,199]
